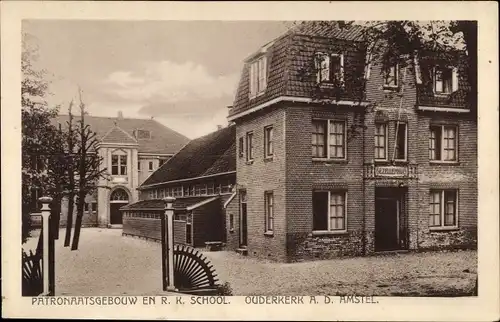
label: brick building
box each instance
[130,125,237,247]
[227,23,477,262]
[44,112,190,228]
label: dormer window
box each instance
[136,129,151,139]
[315,53,344,86]
[249,56,267,98]
[384,64,399,88]
[433,66,458,94]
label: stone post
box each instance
[163,196,177,292]
[39,196,53,295]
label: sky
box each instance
[23,20,293,139]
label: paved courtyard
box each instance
[24,228,477,296]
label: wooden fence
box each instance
[122,210,187,245]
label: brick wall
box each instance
[224,191,240,251]
[122,211,186,244]
[235,106,288,261]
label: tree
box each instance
[63,101,78,247]
[70,90,108,250]
[21,32,60,243]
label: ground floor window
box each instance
[264,191,274,233]
[429,189,458,228]
[313,190,346,231]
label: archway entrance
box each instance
[110,188,129,225]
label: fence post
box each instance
[39,196,53,296]
[163,197,177,292]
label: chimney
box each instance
[217,125,223,131]
[117,111,123,120]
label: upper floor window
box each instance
[394,122,407,161]
[148,161,154,172]
[429,190,457,228]
[136,129,151,139]
[384,64,399,88]
[159,159,166,167]
[433,66,458,94]
[264,125,274,158]
[374,123,388,160]
[138,161,141,171]
[246,132,254,162]
[312,120,346,159]
[238,137,244,158]
[429,125,457,162]
[315,53,344,85]
[249,56,267,98]
[111,154,127,175]
[313,190,347,232]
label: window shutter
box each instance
[315,53,330,83]
[339,54,345,83]
[249,63,255,97]
[414,55,422,84]
[261,57,267,90]
[452,67,459,92]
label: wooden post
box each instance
[160,210,167,291]
[163,197,177,292]
[39,196,53,296]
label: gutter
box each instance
[138,171,236,190]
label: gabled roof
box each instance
[54,115,190,154]
[140,125,236,188]
[101,125,138,145]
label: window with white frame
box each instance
[374,123,388,160]
[111,153,127,175]
[433,66,458,94]
[207,182,215,195]
[394,122,407,160]
[384,64,399,87]
[265,191,274,233]
[173,186,183,197]
[312,120,346,159]
[246,132,254,161]
[264,125,274,158]
[429,190,458,228]
[429,125,457,161]
[184,186,190,197]
[315,52,344,85]
[313,191,346,231]
[249,56,267,98]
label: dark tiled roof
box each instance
[140,125,236,187]
[101,126,138,144]
[121,196,219,211]
[54,115,190,154]
[229,22,367,118]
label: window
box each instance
[136,129,151,139]
[184,186,190,197]
[374,123,387,160]
[429,190,457,228]
[173,186,183,197]
[238,137,244,158]
[312,120,346,159]
[148,161,154,171]
[207,183,215,195]
[264,126,274,158]
[249,56,267,98]
[229,214,234,232]
[111,154,127,175]
[394,122,407,160]
[159,159,166,167]
[384,64,399,87]
[265,191,274,233]
[246,132,254,161]
[429,125,457,161]
[138,161,141,171]
[315,53,344,85]
[433,66,458,94]
[85,202,97,213]
[313,191,346,231]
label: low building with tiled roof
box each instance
[227,21,476,262]
[52,112,190,228]
[123,125,237,248]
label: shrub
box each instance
[216,282,233,296]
